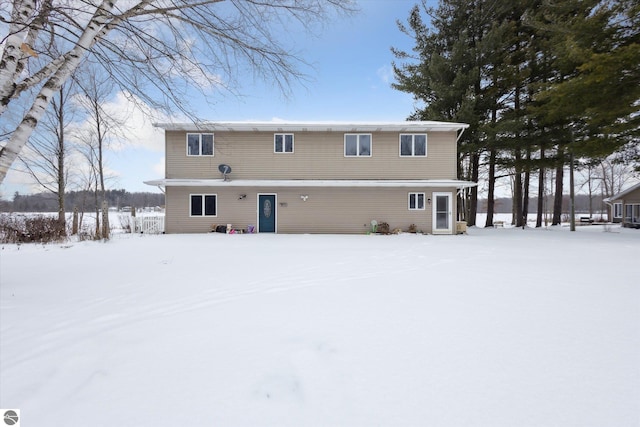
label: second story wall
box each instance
[165,129,458,180]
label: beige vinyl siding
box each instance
[165,130,457,180]
[619,187,640,226]
[165,186,457,234]
[622,187,640,204]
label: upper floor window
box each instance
[274,134,294,153]
[408,192,425,210]
[345,134,372,157]
[190,194,217,216]
[400,134,427,157]
[613,202,622,218]
[187,133,214,156]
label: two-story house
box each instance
[144,121,477,234]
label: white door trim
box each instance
[432,192,453,234]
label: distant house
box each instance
[605,182,640,228]
[145,121,477,234]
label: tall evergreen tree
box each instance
[393,0,638,228]
[393,0,498,226]
[530,0,639,224]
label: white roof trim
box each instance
[145,179,477,189]
[153,120,469,133]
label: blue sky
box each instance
[2,0,433,198]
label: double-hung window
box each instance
[400,134,427,157]
[408,192,425,210]
[190,194,217,217]
[187,133,214,156]
[274,134,294,153]
[344,134,372,157]
[613,203,622,218]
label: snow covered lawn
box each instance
[1,226,638,426]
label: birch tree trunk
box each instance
[1,0,353,185]
[0,1,119,183]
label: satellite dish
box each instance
[218,164,232,181]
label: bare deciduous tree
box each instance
[0,0,356,184]
[18,80,76,227]
[74,66,124,239]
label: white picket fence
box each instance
[133,215,165,234]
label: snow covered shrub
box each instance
[0,214,22,243]
[0,214,66,243]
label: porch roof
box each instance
[144,179,477,189]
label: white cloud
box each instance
[376,64,394,85]
[103,92,169,152]
[70,91,171,153]
[153,157,165,177]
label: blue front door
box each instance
[258,194,276,233]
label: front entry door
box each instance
[258,194,276,233]
[432,192,452,234]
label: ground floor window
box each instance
[625,204,633,221]
[614,202,622,218]
[190,194,217,216]
[408,192,425,210]
[632,204,640,223]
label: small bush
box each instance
[0,214,67,244]
[377,221,390,234]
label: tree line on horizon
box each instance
[1,189,164,214]
[393,0,639,228]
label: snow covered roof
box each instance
[144,179,477,189]
[604,181,640,202]
[153,121,469,133]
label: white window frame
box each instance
[613,202,622,218]
[344,134,372,157]
[399,134,427,157]
[190,194,217,217]
[274,133,294,153]
[408,192,426,210]
[186,133,214,156]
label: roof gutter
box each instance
[456,126,467,144]
[144,179,478,189]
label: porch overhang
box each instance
[144,178,478,190]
